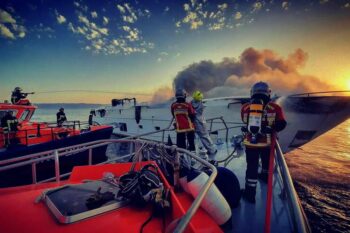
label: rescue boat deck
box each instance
[0,162,222,233]
[0,138,310,233]
[213,141,296,233]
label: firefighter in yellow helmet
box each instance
[191,91,217,160]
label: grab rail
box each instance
[0,120,93,146]
[206,116,244,142]
[125,117,175,143]
[274,140,311,233]
[288,90,350,97]
[0,138,217,233]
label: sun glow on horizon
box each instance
[346,79,350,90]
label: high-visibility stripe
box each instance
[247,183,257,187]
[176,128,194,133]
[243,139,271,147]
[247,179,257,183]
[250,104,263,111]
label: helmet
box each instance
[14,87,22,92]
[192,90,203,101]
[59,107,64,111]
[175,88,186,98]
[250,82,271,98]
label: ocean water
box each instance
[286,119,350,233]
[32,106,350,232]
[31,105,96,123]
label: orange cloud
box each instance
[174,47,333,97]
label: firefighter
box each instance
[56,107,67,127]
[241,82,287,203]
[1,111,18,146]
[171,89,196,151]
[191,90,217,159]
[11,87,34,105]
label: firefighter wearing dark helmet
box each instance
[171,89,196,151]
[11,87,27,104]
[241,82,286,203]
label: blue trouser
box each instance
[245,147,270,195]
[176,131,195,151]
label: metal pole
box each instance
[31,162,37,184]
[88,148,92,165]
[54,150,60,182]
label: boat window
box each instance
[19,110,31,122]
[119,123,127,132]
[155,126,160,130]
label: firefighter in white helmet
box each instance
[191,90,217,160]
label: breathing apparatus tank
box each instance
[247,98,264,144]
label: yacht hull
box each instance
[93,95,350,153]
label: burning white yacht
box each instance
[92,91,350,153]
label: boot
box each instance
[241,186,256,204]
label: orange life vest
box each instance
[171,102,195,133]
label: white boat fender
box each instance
[187,169,232,227]
[206,167,241,208]
[179,166,190,193]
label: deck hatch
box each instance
[43,180,128,224]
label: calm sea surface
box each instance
[286,120,350,233]
[32,106,350,233]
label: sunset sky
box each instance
[0,0,349,103]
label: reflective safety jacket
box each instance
[241,102,286,148]
[171,101,195,133]
[0,115,18,132]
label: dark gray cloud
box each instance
[173,47,331,97]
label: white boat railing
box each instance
[274,140,311,233]
[288,90,350,97]
[0,138,217,233]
